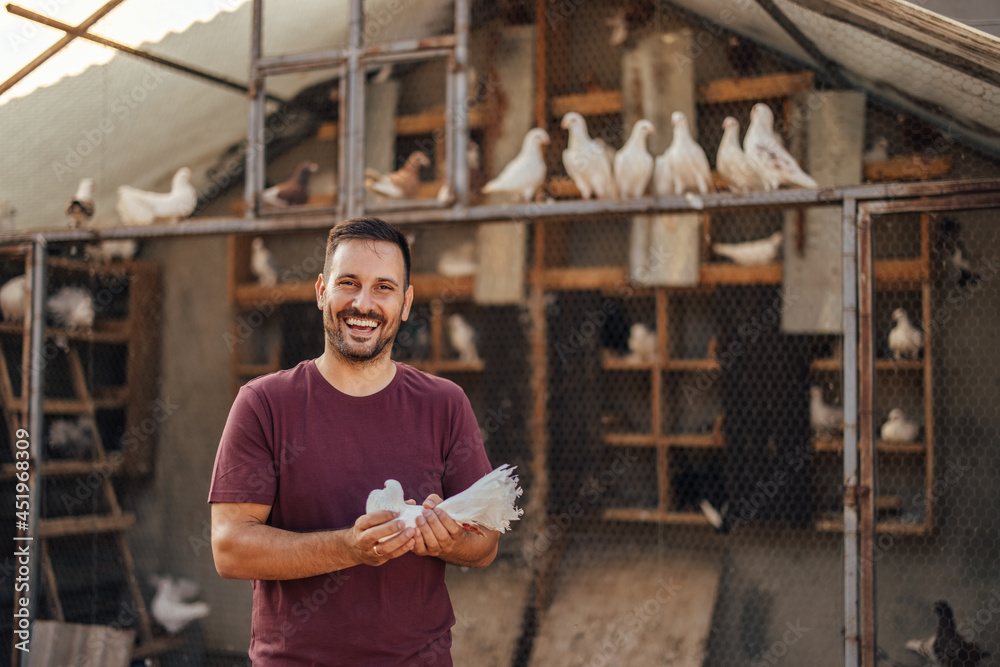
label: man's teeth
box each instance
[346,317,379,328]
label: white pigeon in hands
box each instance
[656,111,714,197]
[880,408,920,443]
[481,128,550,202]
[712,232,783,266]
[743,103,818,191]
[561,111,618,200]
[614,119,655,199]
[717,116,763,193]
[366,465,524,538]
[888,308,923,360]
[117,167,197,225]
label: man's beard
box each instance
[324,303,403,365]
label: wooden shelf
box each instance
[700,262,781,285]
[604,432,724,448]
[603,508,713,525]
[551,90,623,118]
[813,438,925,454]
[0,458,124,480]
[811,357,924,371]
[697,71,815,104]
[231,272,474,307]
[815,513,929,534]
[38,513,136,538]
[874,258,926,285]
[864,154,953,183]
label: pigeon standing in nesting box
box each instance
[810,386,843,436]
[0,274,26,323]
[888,308,923,360]
[614,119,655,199]
[366,152,430,200]
[251,237,281,287]
[262,161,318,207]
[47,286,94,332]
[447,313,479,363]
[880,409,919,443]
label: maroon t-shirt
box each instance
[209,360,493,666]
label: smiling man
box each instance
[209,217,499,665]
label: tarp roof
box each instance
[0,0,998,231]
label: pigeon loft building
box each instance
[1,0,1000,665]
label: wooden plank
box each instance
[550,89,622,118]
[31,621,135,667]
[604,433,724,448]
[474,222,526,305]
[700,262,782,285]
[410,273,473,301]
[123,261,161,476]
[813,439,925,454]
[814,513,929,534]
[921,213,934,530]
[873,258,925,284]
[530,548,721,665]
[394,106,485,135]
[234,280,316,306]
[538,266,628,291]
[864,154,953,182]
[38,513,135,538]
[602,508,712,525]
[697,71,815,104]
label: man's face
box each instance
[316,239,412,365]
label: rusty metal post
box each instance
[842,197,860,667]
[244,0,265,219]
[346,0,365,218]
[856,203,877,667]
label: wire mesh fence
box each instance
[1,0,1000,665]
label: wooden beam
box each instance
[550,90,623,118]
[863,154,953,182]
[697,71,815,104]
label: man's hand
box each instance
[411,494,464,558]
[352,510,415,565]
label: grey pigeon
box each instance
[744,103,818,191]
[481,128,550,202]
[561,111,618,200]
[614,119,655,199]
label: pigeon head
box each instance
[252,237,265,251]
[751,103,775,129]
[560,111,584,131]
[633,119,655,137]
[810,386,823,401]
[671,111,688,128]
[891,308,909,323]
[887,408,904,422]
[405,152,431,169]
[722,116,740,132]
[933,600,954,621]
[525,128,550,148]
[173,167,193,185]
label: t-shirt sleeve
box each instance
[440,387,494,499]
[208,384,279,506]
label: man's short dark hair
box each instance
[324,217,411,288]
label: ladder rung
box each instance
[0,459,124,480]
[39,513,135,538]
[5,396,128,413]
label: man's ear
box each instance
[401,284,414,321]
[315,273,326,310]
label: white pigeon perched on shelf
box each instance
[561,111,618,200]
[117,167,197,225]
[149,574,210,635]
[880,408,920,443]
[46,286,94,331]
[888,308,923,360]
[627,322,657,362]
[66,178,95,228]
[614,119,655,199]
[712,231,783,266]
[447,313,479,362]
[716,116,763,193]
[655,111,714,197]
[250,237,280,287]
[744,103,818,191]
[810,386,844,435]
[0,274,27,323]
[863,137,889,164]
[366,464,523,538]
[481,128,550,202]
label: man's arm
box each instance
[211,502,417,580]
[410,496,499,568]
